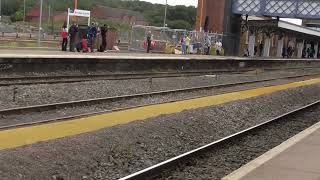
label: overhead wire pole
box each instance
[199,0,204,31]
[0,0,2,21]
[74,0,78,23]
[48,4,51,24]
[163,0,167,27]
[38,0,43,47]
[75,0,78,9]
[23,0,26,23]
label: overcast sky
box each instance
[140,0,302,25]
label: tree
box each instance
[167,20,192,30]
[3,0,197,29]
[2,0,20,15]
[10,10,23,22]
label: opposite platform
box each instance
[1,50,319,77]
[223,118,320,180]
[0,49,320,61]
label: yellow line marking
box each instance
[0,78,319,151]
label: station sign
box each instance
[69,9,91,18]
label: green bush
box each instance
[10,10,24,22]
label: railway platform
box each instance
[0,49,319,79]
[0,49,319,60]
[223,121,320,180]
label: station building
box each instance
[196,0,320,58]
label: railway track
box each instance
[119,100,320,180]
[0,67,318,86]
[0,73,318,130]
[0,71,244,86]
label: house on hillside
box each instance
[26,5,148,26]
[26,9,48,21]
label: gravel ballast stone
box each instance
[0,69,318,109]
[0,84,319,180]
[0,76,318,128]
[155,104,320,180]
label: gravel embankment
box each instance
[0,76,318,128]
[0,85,319,180]
[157,104,320,180]
[0,69,319,109]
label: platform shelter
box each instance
[240,17,320,58]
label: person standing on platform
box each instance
[61,25,68,51]
[101,24,108,52]
[68,22,78,52]
[147,31,153,53]
[88,23,97,52]
[185,35,191,54]
[215,41,223,55]
[181,36,187,55]
[204,35,211,55]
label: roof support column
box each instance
[314,43,318,58]
[297,40,305,58]
[263,36,271,57]
[277,37,283,57]
[248,33,255,57]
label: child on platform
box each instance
[82,35,89,53]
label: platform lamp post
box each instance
[163,0,167,27]
[38,0,43,47]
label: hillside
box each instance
[4,0,197,30]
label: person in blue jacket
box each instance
[88,22,97,52]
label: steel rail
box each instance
[0,71,244,86]
[0,74,318,130]
[0,74,319,115]
[0,67,318,86]
[119,100,320,180]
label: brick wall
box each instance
[196,0,226,33]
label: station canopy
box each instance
[233,0,320,19]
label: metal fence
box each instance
[129,25,224,54]
[129,25,183,53]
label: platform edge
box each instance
[221,119,320,180]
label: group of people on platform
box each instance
[282,46,317,58]
[180,35,222,55]
[61,22,109,53]
[302,47,316,58]
[145,31,222,55]
[243,41,318,58]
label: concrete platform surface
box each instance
[0,49,242,60]
[223,119,320,180]
[0,49,319,61]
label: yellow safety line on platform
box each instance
[0,78,319,151]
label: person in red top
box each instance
[61,25,68,51]
[82,35,89,53]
